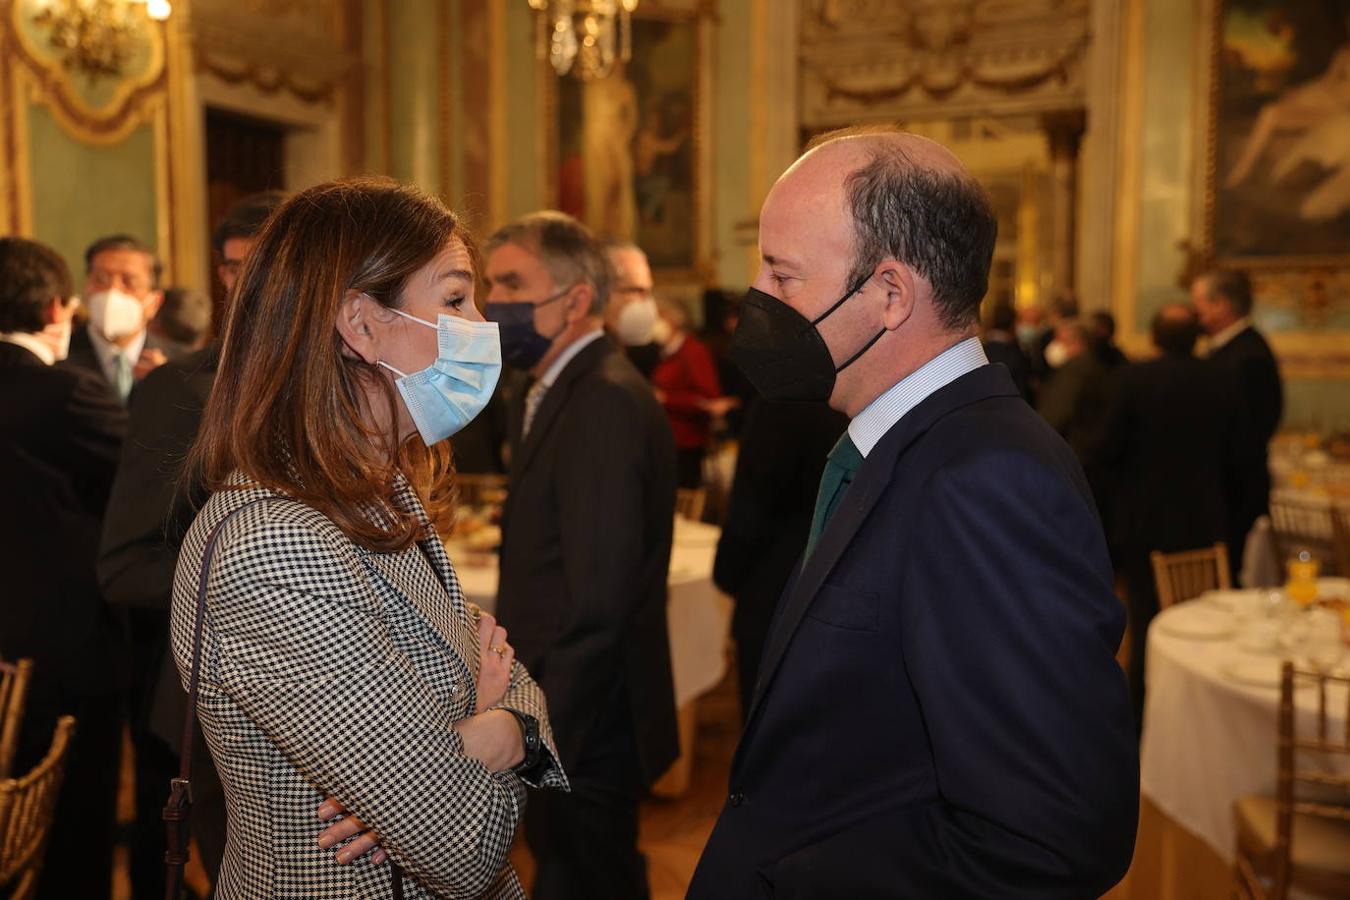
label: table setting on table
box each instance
[1140,573,1350,865]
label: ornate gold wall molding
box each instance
[799,0,1090,127]
[191,0,355,103]
[6,0,168,145]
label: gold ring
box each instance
[490,645,507,656]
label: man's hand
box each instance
[316,798,388,866]
[475,612,513,713]
[134,347,167,380]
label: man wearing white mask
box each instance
[604,239,662,379]
[64,233,168,402]
[0,236,128,900]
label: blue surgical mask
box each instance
[377,309,502,445]
[484,287,571,371]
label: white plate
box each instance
[1220,658,1315,689]
[1155,604,1235,640]
[1199,589,1264,611]
[1318,577,1350,598]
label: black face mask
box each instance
[730,276,885,402]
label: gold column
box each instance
[1042,109,1086,299]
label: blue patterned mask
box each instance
[378,310,502,445]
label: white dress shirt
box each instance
[848,336,989,458]
[0,331,56,366]
[1206,316,1253,354]
[88,323,147,389]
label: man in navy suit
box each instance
[689,129,1138,898]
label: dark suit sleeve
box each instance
[768,451,1138,899]
[1238,347,1283,444]
[62,370,128,517]
[98,363,202,610]
[545,383,664,764]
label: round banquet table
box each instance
[1139,593,1350,867]
[446,517,732,710]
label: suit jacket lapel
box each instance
[508,337,610,481]
[740,365,1021,737]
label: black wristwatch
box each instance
[500,707,542,774]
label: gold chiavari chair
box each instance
[0,659,33,780]
[675,487,707,522]
[1233,664,1350,900]
[0,716,76,900]
[1270,497,1349,577]
[1149,543,1232,610]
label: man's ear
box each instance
[564,282,597,323]
[143,290,165,322]
[876,259,917,332]
[334,291,381,364]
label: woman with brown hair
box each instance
[171,177,566,899]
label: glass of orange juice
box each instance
[1285,551,1320,607]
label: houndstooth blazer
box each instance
[170,473,567,899]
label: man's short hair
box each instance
[155,287,212,345]
[837,137,998,331]
[212,191,287,254]
[1088,310,1116,341]
[1197,268,1253,317]
[1058,317,1093,347]
[84,234,162,288]
[1152,306,1200,355]
[486,211,611,315]
[0,237,74,334]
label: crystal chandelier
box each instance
[528,0,639,80]
[33,0,173,81]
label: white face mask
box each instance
[615,297,658,346]
[1044,339,1070,369]
[86,288,144,341]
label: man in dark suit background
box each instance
[713,398,847,720]
[981,299,1033,403]
[484,212,678,900]
[690,129,1137,898]
[63,234,170,403]
[1192,268,1283,576]
[1089,304,1246,726]
[0,237,129,899]
[97,192,284,896]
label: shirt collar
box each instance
[848,336,989,458]
[88,323,147,382]
[0,331,56,365]
[1207,316,1252,353]
[539,328,605,388]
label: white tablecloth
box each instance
[448,518,732,708]
[1140,597,1350,863]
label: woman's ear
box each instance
[335,291,380,364]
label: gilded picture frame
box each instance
[542,0,715,284]
[1196,0,1350,375]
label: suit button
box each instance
[729,791,746,807]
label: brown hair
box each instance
[190,177,466,552]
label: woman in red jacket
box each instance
[651,298,728,489]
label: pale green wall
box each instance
[1133,0,1196,332]
[28,105,157,285]
[385,0,441,190]
[1131,0,1350,429]
[712,0,752,289]
[505,0,542,219]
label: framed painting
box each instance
[1197,0,1350,372]
[544,0,714,282]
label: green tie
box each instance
[114,351,133,402]
[804,433,863,561]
